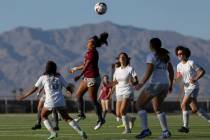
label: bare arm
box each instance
[141,63,153,85]
[191,67,205,82]
[74,60,91,81]
[18,86,38,100]
[68,63,85,74]
[167,62,174,93]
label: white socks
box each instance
[122,115,129,130]
[197,108,210,121]
[43,119,55,134]
[138,110,148,130]
[69,120,82,134]
[157,112,168,131]
[183,111,189,128]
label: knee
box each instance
[41,112,47,120]
[181,103,187,111]
[191,107,198,113]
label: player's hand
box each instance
[74,75,81,81]
[68,67,77,74]
[189,78,196,84]
[134,83,143,91]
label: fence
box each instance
[0,96,210,113]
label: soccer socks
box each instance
[138,110,148,130]
[197,108,210,121]
[183,111,189,128]
[157,112,168,132]
[102,111,108,119]
[43,119,55,133]
[69,120,83,134]
[36,109,42,125]
[122,115,129,130]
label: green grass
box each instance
[0,113,210,140]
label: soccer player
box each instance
[98,75,113,120]
[69,32,108,130]
[32,88,60,131]
[112,52,138,134]
[18,61,87,139]
[135,38,174,139]
[175,46,210,133]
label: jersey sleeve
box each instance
[146,54,155,64]
[59,75,68,87]
[130,67,137,77]
[191,60,201,71]
[35,76,43,88]
[113,70,117,81]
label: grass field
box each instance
[0,113,210,140]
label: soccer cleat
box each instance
[79,131,87,139]
[47,132,57,139]
[74,114,86,122]
[94,119,105,130]
[129,117,136,130]
[135,128,152,139]
[122,129,131,134]
[160,130,171,139]
[116,124,124,128]
[178,126,189,133]
[53,126,59,131]
[31,124,41,130]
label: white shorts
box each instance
[39,94,46,102]
[44,97,66,111]
[116,94,132,101]
[184,87,199,98]
[143,84,169,98]
[84,76,101,87]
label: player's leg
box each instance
[120,97,131,134]
[57,107,87,139]
[75,80,88,121]
[152,92,171,139]
[41,107,57,139]
[135,90,153,139]
[190,98,210,122]
[32,98,44,130]
[178,95,191,133]
[88,84,104,130]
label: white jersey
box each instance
[177,60,200,90]
[113,66,137,96]
[146,53,169,84]
[35,75,67,109]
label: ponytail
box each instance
[156,48,170,63]
[91,32,109,48]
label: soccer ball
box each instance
[94,2,107,15]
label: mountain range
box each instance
[0,21,209,98]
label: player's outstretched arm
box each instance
[17,86,38,100]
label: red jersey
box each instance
[84,49,100,78]
[99,83,112,100]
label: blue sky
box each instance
[0,0,209,39]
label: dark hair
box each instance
[117,52,130,66]
[90,32,109,48]
[43,61,60,76]
[175,45,191,59]
[150,38,170,63]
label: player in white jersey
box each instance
[112,52,139,134]
[18,61,87,139]
[175,46,210,133]
[31,87,60,131]
[135,38,174,139]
